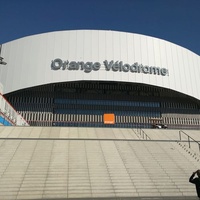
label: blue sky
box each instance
[0,0,200,55]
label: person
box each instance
[189,170,200,198]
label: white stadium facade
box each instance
[0,30,200,129]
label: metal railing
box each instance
[0,94,29,126]
[137,128,151,140]
[179,130,200,153]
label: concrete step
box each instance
[0,127,199,200]
[1,196,198,199]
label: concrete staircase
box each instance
[0,127,199,199]
[139,129,200,161]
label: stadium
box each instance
[0,30,200,129]
[0,30,200,200]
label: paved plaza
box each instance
[0,127,199,200]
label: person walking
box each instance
[189,170,200,198]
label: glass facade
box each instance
[5,81,200,129]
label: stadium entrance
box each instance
[5,81,200,129]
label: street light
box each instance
[0,44,7,65]
[0,57,7,65]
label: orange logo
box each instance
[103,113,115,124]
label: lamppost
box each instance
[0,57,7,65]
[0,44,7,65]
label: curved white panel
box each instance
[0,30,200,100]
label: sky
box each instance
[0,0,200,55]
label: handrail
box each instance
[0,94,29,126]
[179,130,200,152]
[139,129,151,140]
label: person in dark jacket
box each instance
[189,170,200,198]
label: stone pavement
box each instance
[0,127,199,200]
[20,197,199,200]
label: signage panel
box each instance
[104,113,115,124]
